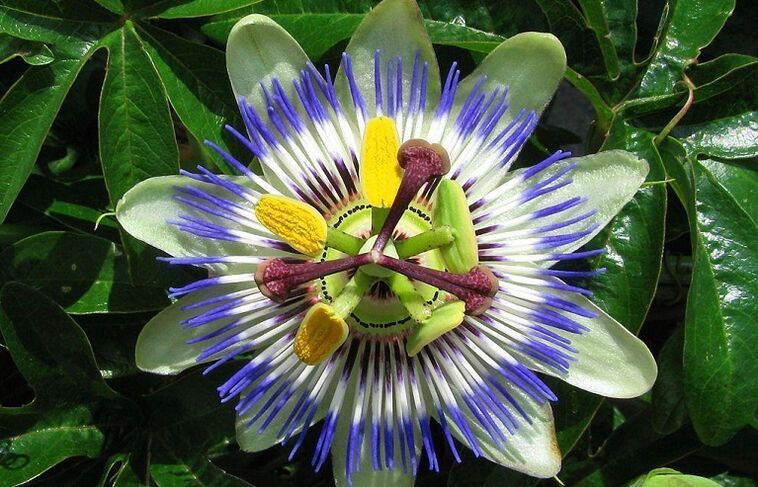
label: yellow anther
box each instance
[294,303,349,365]
[255,194,327,257]
[360,116,402,207]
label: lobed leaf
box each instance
[99,22,179,205]
[139,0,263,19]
[136,23,246,173]
[0,45,98,223]
[675,111,758,160]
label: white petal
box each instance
[466,401,560,478]
[428,341,561,478]
[235,375,329,453]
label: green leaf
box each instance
[139,0,263,19]
[80,318,143,379]
[697,159,758,220]
[651,326,687,435]
[532,0,602,74]
[149,450,251,487]
[688,53,758,91]
[576,0,621,79]
[0,34,53,65]
[661,140,758,446]
[0,1,115,49]
[637,0,735,98]
[98,23,193,290]
[709,473,758,487]
[0,44,98,223]
[0,283,128,486]
[135,23,246,173]
[621,54,758,117]
[200,1,370,52]
[0,284,118,401]
[675,111,758,160]
[94,0,125,14]
[686,159,758,445]
[100,22,179,205]
[592,0,636,61]
[0,231,172,314]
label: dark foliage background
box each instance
[0,0,755,486]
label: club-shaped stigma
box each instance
[255,254,372,302]
[372,139,450,252]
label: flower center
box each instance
[318,201,445,336]
[253,122,496,364]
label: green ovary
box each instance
[317,201,448,335]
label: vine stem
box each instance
[654,74,696,146]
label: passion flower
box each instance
[117,1,657,485]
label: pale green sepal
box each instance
[226,15,319,197]
[453,32,565,197]
[226,14,309,105]
[335,0,441,116]
[439,380,561,478]
[563,301,657,398]
[484,150,649,259]
[507,271,658,398]
[116,175,285,274]
[456,32,565,125]
[406,301,465,356]
[434,179,478,273]
[332,410,416,487]
[135,283,249,375]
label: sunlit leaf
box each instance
[636,0,735,98]
[661,139,758,446]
